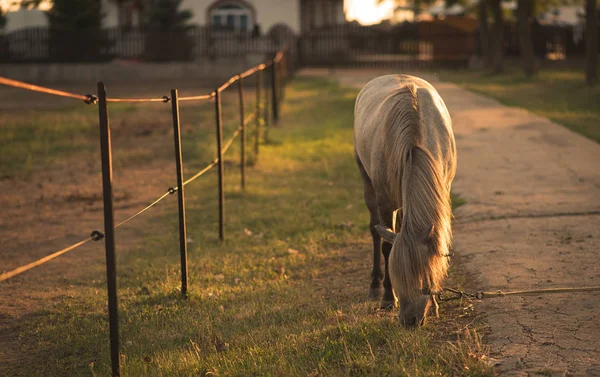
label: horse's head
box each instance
[375,224,441,327]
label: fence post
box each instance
[170,89,188,296]
[215,88,225,241]
[238,77,246,189]
[271,58,279,125]
[264,70,270,143]
[255,69,262,157]
[280,52,286,102]
[97,82,121,377]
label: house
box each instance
[2,0,346,35]
[2,7,48,32]
[106,0,347,36]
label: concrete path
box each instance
[299,68,600,376]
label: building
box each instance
[3,7,48,32]
[2,0,346,35]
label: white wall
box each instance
[252,0,300,33]
[5,9,47,32]
[181,0,300,34]
[2,0,300,34]
[4,0,119,32]
[102,0,120,28]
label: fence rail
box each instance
[0,47,292,377]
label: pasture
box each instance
[0,77,493,376]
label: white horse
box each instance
[354,74,457,326]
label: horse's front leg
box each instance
[377,203,399,310]
[380,242,395,310]
[369,219,383,299]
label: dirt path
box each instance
[303,68,600,376]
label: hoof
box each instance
[379,299,396,311]
[368,287,383,300]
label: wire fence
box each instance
[0,47,292,377]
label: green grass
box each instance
[2,77,492,377]
[441,65,600,142]
[0,90,245,177]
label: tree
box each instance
[20,0,45,8]
[144,0,194,61]
[489,0,504,73]
[585,0,597,85]
[46,0,112,62]
[0,7,6,30]
[47,0,104,29]
[0,7,7,62]
[517,0,536,76]
[477,0,493,68]
[145,0,193,31]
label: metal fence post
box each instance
[255,69,262,157]
[264,71,270,143]
[215,88,225,241]
[280,53,286,102]
[238,77,246,189]
[170,89,188,296]
[97,82,120,377]
[271,58,279,125]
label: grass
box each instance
[1,77,492,377]
[440,64,600,143]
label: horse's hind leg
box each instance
[355,153,383,299]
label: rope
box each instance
[0,76,89,101]
[181,126,243,187]
[222,126,242,152]
[179,92,215,102]
[244,112,256,125]
[1,52,276,104]
[0,77,171,103]
[0,45,280,282]
[437,286,600,302]
[0,125,244,283]
[0,79,212,104]
[218,75,240,93]
[274,51,284,63]
[106,97,169,103]
[0,190,174,282]
[240,64,266,79]
[0,237,94,282]
[114,191,172,228]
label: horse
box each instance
[353,74,456,327]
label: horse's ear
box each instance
[420,224,435,244]
[374,225,396,244]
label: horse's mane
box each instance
[381,83,452,298]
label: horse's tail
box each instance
[390,140,452,300]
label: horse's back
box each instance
[354,74,455,187]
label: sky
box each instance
[345,0,395,25]
[0,0,51,11]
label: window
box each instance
[209,2,253,32]
[226,14,235,29]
